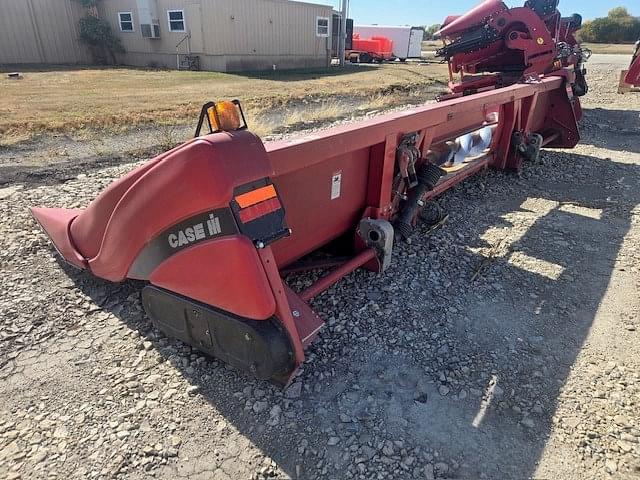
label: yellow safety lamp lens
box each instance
[207,101,241,131]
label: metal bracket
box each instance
[358,218,394,272]
[512,131,543,162]
[396,132,421,188]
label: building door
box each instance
[185,3,204,53]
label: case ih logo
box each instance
[168,213,222,248]
[127,208,237,278]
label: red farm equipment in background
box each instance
[619,39,640,93]
[32,0,590,384]
[435,0,588,98]
[348,34,394,63]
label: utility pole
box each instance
[338,0,349,66]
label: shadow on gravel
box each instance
[56,145,640,479]
[581,107,640,154]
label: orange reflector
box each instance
[235,185,277,208]
[239,197,282,223]
[207,101,241,131]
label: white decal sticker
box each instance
[331,171,342,200]
[206,213,221,235]
[168,213,221,248]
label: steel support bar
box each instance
[541,132,561,146]
[299,248,377,302]
[280,257,351,275]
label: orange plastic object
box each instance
[208,101,241,131]
[235,184,277,208]
[352,34,393,59]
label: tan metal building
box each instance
[0,0,91,64]
[0,0,335,72]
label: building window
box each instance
[167,10,186,32]
[316,16,329,37]
[118,12,134,32]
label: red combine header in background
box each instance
[619,39,640,93]
[32,0,590,385]
[435,0,588,97]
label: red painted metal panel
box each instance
[257,247,305,384]
[262,74,574,266]
[624,54,640,87]
[265,76,564,174]
[493,99,519,170]
[436,0,506,37]
[85,131,274,281]
[542,88,580,148]
[271,148,370,267]
[149,236,276,320]
[70,146,175,259]
[364,141,389,217]
[30,207,86,269]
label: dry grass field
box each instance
[0,63,447,144]
[4,44,628,145]
[582,43,636,55]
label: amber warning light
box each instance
[194,99,248,137]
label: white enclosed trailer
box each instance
[353,25,424,60]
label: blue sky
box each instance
[309,1,639,26]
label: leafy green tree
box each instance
[75,0,124,64]
[422,24,441,41]
[608,7,630,18]
[579,7,640,43]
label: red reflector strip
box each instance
[235,185,277,208]
[238,197,281,223]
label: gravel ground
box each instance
[1,59,639,480]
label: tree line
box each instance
[580,7,639,43]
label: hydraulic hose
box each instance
[395,163,445,240]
